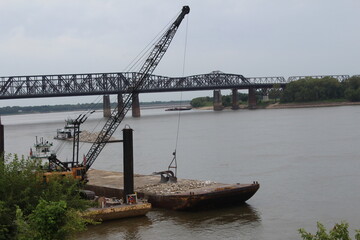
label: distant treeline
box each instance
[190,93,248,107]
[0,100,189,115]
[281,76,360,102]
[190,76,360,107]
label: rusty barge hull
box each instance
[83,203,151,221]
[145,183,259,210]
[85,169,259,211]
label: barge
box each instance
[165,106,192,111]
[82,203,151,221]
[85,169,259,211]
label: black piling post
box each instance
[0,116,4,159]
[123,127,134,200]
[0,116,4,172]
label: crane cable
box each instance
[55,11,182,160]
[77,10,181,155]
[168,15,189,177]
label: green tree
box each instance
[190,97,213,107]
[269,84,282,101]
[238,92,248,102]
[15,200,89,240]
[0,154,93,240]
[343,76,360,102]
[299,222,360,240]
[281,77,344,103]
[222,95,232,107]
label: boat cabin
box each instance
[30,137,54,159]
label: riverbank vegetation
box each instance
[299,221,360,240]
[190,93,248,108]
[190,76,360,108]
[0,155,94,240]
[281,76,360,103]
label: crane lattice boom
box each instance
[84,6,190,170]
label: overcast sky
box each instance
[0,0,359,107]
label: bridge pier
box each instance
[132,93,141,117]
[213,90,223,111]
[103,95,111,117]
[248,87,257,109]
[231,89,239,110]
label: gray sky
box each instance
[0,0,359,107]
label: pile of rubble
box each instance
[136,179,217,195]
[78,130,117,143]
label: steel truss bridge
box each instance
[0,71,352,100]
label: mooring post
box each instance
[0,116,4,160]
[103,95,111,118]
[123,127,134,200]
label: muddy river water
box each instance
[2,105,360,239]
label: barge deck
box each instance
[85,169,259,211]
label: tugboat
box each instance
[55,128,72,140]
[30,136,54,159]
[165,106,192,111]
[55,118,75,140]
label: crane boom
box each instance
[83,6,190,170]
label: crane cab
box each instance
[42,166,87,183]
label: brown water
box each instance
[2,105,360,239]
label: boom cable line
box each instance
[58,11,183,160]
[168,15,189,177]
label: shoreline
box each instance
[196,101,360,110]
[2,101,360,117]
[265,101,360,109]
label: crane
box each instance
[45,6,190,181]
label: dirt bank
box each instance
[195,101,360,110]
[265,101,360,109]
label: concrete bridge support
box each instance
[231,88,239,110]
[132,93,141,117]
[103,95,111,117]
[213,89,223,111]
[248,87,257,109]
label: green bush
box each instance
[15,200,89,240]
[0,154,93,240]
[190,97,212,107]
[190,93,249,108]
[299,221,360,240]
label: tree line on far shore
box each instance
[190,76,360,107]
[280,75,360,102]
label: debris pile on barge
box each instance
[78,130,117,143]
[136,180,217,195]
[56,130,118,143]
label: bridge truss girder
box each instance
[287,75,350,82]
[0,72,287,99]
[0,72,353,100]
